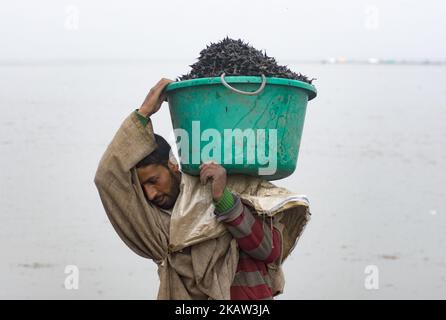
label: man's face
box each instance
[136,161,181,210]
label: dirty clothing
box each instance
[94,111,311,299]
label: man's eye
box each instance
[143,178,157,186]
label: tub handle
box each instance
[220,73,266,96]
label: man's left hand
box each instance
[199,162,227,202]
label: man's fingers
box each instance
[200,167,216,185]
[199,161,222,185]
[156,78,174,90]
[199,164,217,177]
[200,166,213,180]
[201,166,215,177]
[200,169,211,185]
[199,165,208,184]
[199,162,209,170]
[199,161,218,169]
[150,78,174,97]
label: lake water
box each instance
[0,60,445,299]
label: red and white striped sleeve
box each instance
[216,195,281,263]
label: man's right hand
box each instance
[138,78,174,117]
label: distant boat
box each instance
[367,58,380,64]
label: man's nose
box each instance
[145,185,160,201]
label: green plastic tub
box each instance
[164,75,317,180]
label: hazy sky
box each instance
[1,0,445,61]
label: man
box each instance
[95,78,308,300]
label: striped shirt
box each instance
[214,189,281,300]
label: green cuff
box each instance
[135,110,149,127]
[213,187,235,213]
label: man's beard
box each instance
[156,168,181,210]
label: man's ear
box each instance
[167,159,179,173]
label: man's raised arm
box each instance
[94,78,173,195]
[93,78,173,258]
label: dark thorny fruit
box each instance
[177,37,315,84]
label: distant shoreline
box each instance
[0,58,445,67]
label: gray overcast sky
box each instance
[1,0,445,61]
